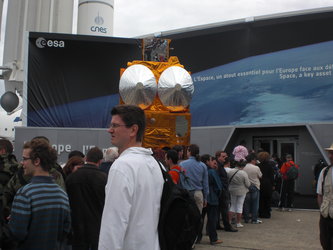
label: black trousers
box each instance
[218,189,233,229]
[279,179,295,208]
[259,189,272,218]
[320,215,333,250]
[207,204,219,243]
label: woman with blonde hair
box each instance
[257,151,275,218]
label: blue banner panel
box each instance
[191,41,333,126]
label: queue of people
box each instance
[161,144,300,248]
[0,104,304,250]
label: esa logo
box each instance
[36,37,65,48]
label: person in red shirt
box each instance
[279,154,299,211]
[166,150,182,184]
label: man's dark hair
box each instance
[24,139,57,172]
[86,147,103,164]
[246,153,257,163]
[172,145,183,153]
[32,136,50,143]
[200,154,211,165]
[162,147,171,152]
[0,139,13,154]
[111,105,146,142]
[68,150,85,159]
[188,144,200,161]
[215,150,226,159]
[166,150,178,165]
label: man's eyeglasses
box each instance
[109,123,129,129]
[22,157,31,161]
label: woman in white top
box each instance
[228,160,251,228]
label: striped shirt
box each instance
[9,176,71,250]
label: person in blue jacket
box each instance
[201,154,223,245]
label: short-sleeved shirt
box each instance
[243,163,262,190]
[317,166,333,195]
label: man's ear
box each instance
[130,124,139,139]
[32,157,41,166]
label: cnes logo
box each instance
[36,37,65,48]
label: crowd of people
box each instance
[161,143,300,246]
[0,104,303,249]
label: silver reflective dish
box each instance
[158,66,194,111]
[119,64,157,109]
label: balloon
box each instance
[0,91,19,112]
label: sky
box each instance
[112,0,333,37]
[1,0,333,99]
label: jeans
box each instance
[243,186,260,222]
[207,204,219,243]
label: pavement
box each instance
[195,209,321,250]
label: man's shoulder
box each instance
[67,166,107,182]
[16,181,47,197]
[245,164,260,170]
[208,168,217,175]
[16,182,32,196]
[243,164,251,170]
[114,153,155,168]
[81,165,107,174]
[199,161,207,168]
[179,158,191,166]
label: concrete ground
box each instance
[195,209,321,250]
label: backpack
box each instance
[286,162,299,180]
[170,168,196,195]
[156,161,201,250]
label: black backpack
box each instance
[156,161,201,250]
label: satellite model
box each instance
[119,39,194,148]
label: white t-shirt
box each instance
[317,166,333,195]
[243,163,262,190]
[99,147,164,250]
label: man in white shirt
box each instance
[99,105,164,250]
